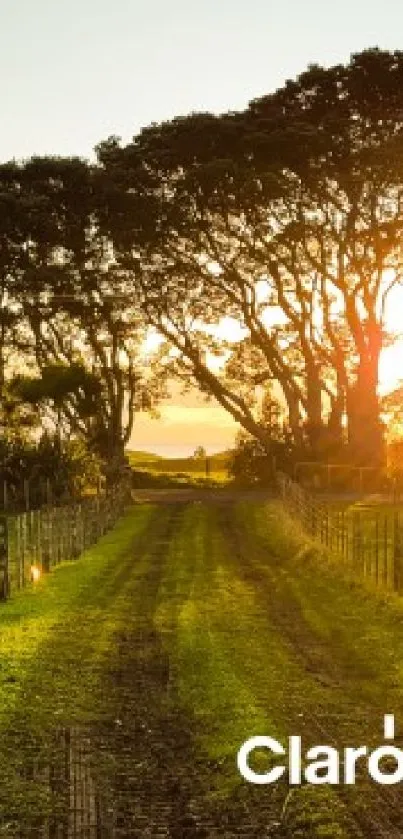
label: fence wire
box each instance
[0,483,132,601]
[277,472,403,592]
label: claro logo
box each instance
[237,716,403,786]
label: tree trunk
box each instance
[347,352,385,466]
[305,366,324,456]
[282,386,304,450]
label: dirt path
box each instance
[132,487,274,504]
[2,497,403,837]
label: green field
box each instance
[1,496,403,835]
[127,448,231,484]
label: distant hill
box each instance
[126,450,164,464]
[126,449,232,484]
[127,449,232,464]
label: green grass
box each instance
[0,504,156,830]
[5,497,403,835]
[154,499,403,835]
[155,504,290,807]
[153,503,361,835]
[233,501,403,694]
[289,492,403,591]
[0,506,152,683]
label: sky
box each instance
[2,0,403,453]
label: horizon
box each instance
[126,444,230,458]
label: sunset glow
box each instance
[380,284,403,394]
[139,299,403,455]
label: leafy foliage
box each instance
[2,49,403,479]
[0,433,102,511]
[95,49,403,465]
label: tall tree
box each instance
[0,156,163,464]
[96,49,403,465]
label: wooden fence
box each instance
[277,472,403,592]
[0,483,132,601]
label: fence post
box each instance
[393,512,403,592]
[21,514,27,584]
[17,516,24,589]
[341,511,346,560]
[0,517,9,600]
[24,479,30,512]
[71,506,79,559]
[0,483,128,603]
[352,514,356,568]
[35,510,42,573]
[383,515,389,589]
[43,509,50,572]
[357,513,363,575]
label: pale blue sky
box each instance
[1,0,403,163]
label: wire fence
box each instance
[277,472,403,593]
[0,482,132,601]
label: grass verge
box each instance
[0,504,156,832]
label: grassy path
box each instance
[2,497,403,836]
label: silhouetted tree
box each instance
[96,49,403,466]
[0,156,166,465]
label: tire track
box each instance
[86,502,288,839]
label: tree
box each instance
[245,49,403,464]
[229,436,275,485]
[0,156,166,466]
[96,49,403,466]
[0,381,101,510]
[193,445,207,459]
[229,393,295,484]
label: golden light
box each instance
[380,283,403,395]
[379,341,403,394]
[142,275,403,400]
[30,565,41,583]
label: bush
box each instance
[0,434,103,511]
[229,437,274,485]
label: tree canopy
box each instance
[0,156,165,471]
[2,48,403,471]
